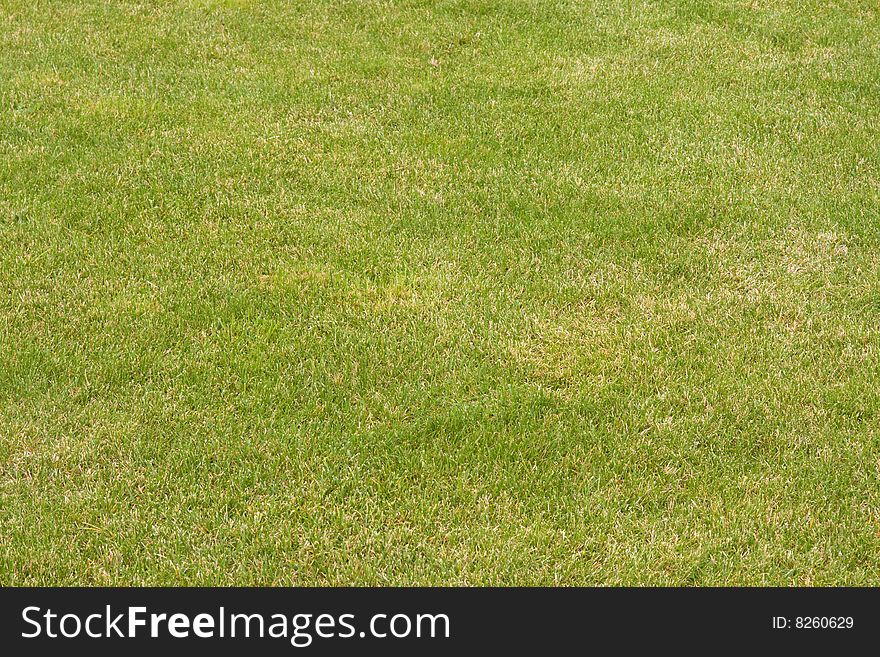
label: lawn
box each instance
[1,0,879,585]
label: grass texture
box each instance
[1,0,879,585]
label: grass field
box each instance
[1,0,879,585]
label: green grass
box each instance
[1,0,879,585]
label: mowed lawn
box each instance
[1,0,879,586]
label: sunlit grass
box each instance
[1,0,879,585]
